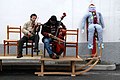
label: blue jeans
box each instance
[88,24,103,45]
[43,38,53,55]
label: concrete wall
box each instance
[0,42,120,64]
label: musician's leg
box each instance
[32,34,40,51]
[17,36,28,58]
[95,24,104,49]
[43,38,57,59]
[88,24,95,49]
[43,38,52,54]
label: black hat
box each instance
[50,15,57,21]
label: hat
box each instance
[50,15,57,21]
[88,4,96,12]
[89,4,95,7]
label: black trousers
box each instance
[18,34,39,54]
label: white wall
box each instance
[0,0,120,44]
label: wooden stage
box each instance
[0,54,100,76]
[0,55,41,71]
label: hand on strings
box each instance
[37,22,41,26]
[27,32,32,37]
[48,33,54,38]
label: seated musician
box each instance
[17,14,41,58]
[81,4,105,49]
[41,15,66,59]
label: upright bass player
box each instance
[41,13,66,59]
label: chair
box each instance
[3,25,36,57]
[23,40,34,57]
[63,28,79,58]
[23,34,39,57]
[24,40,39,57]
[3,25,21,56]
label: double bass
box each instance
[51,13,66,55]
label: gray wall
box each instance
[79,42,120,64]
[0,42,120,64]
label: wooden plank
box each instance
[35,72,71,75]
[41,56,83,61]
[0,56,41,60]
[71,61,75,76]
[4,40,18,42]
[41,60,44,76]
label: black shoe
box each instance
[85,59,91,63]
[56,55,60,59]
[34,49,40,52]
[49,54,58,59]
[17,54,23,58]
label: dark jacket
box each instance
[41,21,66,39]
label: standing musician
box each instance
[41,15,66,59]
[17,13,41,58]
[81,4,105,49]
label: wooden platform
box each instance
[0,56,41,60]
[0,56,41,71]
[40,56,83,61]
[35,56,83,76]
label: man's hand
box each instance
[48,33,54,38]
[48,33,65,42]
[27,32,32,37]
[37,22,41,26]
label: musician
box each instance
[81,4,105,49]
[41,15,66,59]
[17,14,41,58]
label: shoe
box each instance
[56,55,60,59]
[98,60,101,64]
[85,59,91,63]
[49,54,58,59]
[88,44,93,49]
[98,43,104,49]
[34,49,40,52]
[17,54,23,58]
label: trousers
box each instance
[18,34,39,54]
[43,38,53,55]
[88,24,103,45]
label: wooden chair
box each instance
[23,34,39,57]
[63,28,79,58]
[23,40,34,57]
[3,25,21,56]
[24,39,39,57]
